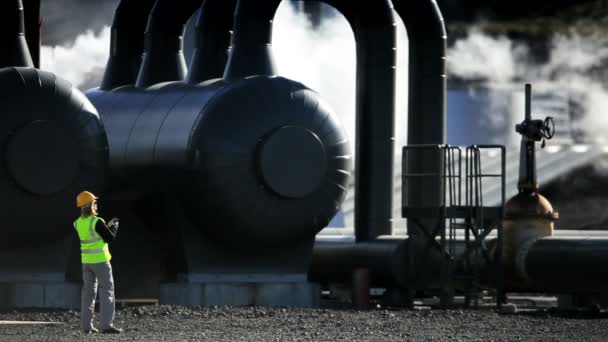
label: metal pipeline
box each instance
[313,230,608,296]
[520,236,608,293]
[222,0,280,81]
[310,236,409,288]
[395,0,447,237]
[100,0,156,90]
[225,0,397,242]
[186,0,236,84]
[343,1,396,242]
[0,0,34,68]
[135,0,202,88]
[394,0,446,147]
[23,0,40,68]
[310,235,448,289]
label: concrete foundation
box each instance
[160,274,320,307]
[0,235,82,310]
[0,274,80,309]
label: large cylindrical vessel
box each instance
[87,75,351,251]
[0,67,108,248]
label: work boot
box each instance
[101,326,122,334]
[83,327,99,334]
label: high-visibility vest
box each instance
[73,216,111,264]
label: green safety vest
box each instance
[73,216,111,264]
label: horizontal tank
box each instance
[0,67,108,248]
[86,75,351,252]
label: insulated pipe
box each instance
[395,0,446,148]
[100,0,156,90]
[225,0,396,242]
[394,0,447,235]
[310,236,410,287]
[310,235,453,288]
[518,237,608,293]
[23,0,40,68]
[0,0,34,68]
[186,0,237,83]
[136,0,203,88]
[222,0,281,80]
[345,2,396,241]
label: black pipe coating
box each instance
[524,237,608,293]
[135,0,203,87]
[100,0,156,90]
[186,0,237,84]
[395,0,447,236]
[222,0,281,81]
[226,0,398,241]
[23,0,40,68]
[0,0,34,68]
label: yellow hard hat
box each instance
[76,191,98,208]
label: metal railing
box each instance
[401,144,505,308]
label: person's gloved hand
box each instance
[108,218,120,230]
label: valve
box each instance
[515,85,555,148]
[515,83,556,193]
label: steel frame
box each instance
[401,144,505,308]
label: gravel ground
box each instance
[1,304,607,342]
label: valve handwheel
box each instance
[542,116,555,140]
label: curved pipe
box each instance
[135,0,203,88]
[394,0,447,219]
[100,0,156,90]
[394,0,446,145]
[186,0,237,84]
[225,0,397,242]
[0,0,34,68]
[341,1,397,242]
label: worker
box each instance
[74,191,122,334]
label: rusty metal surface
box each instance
[504,192,559,220]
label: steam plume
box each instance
[40,2,410,157]
[447,26,608,144]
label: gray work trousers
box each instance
[80,261,115,331]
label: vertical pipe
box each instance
[350,2,397,241]
[186,0,237,84]
[23,0,40,68]
[223,0,281,81]
[135,0,203,88]
[517,83,538,193]
[352,268,370,309]
[393,0,447,233]
[100,0,156,90]
[525,83,531,120]
[316,0,397,242]
[0,0,34,68]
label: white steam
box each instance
[272,2,409,154]
[40,2,410,158]
[40,26,111,90]
[447,27,608,144]
[447,28,529,83]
